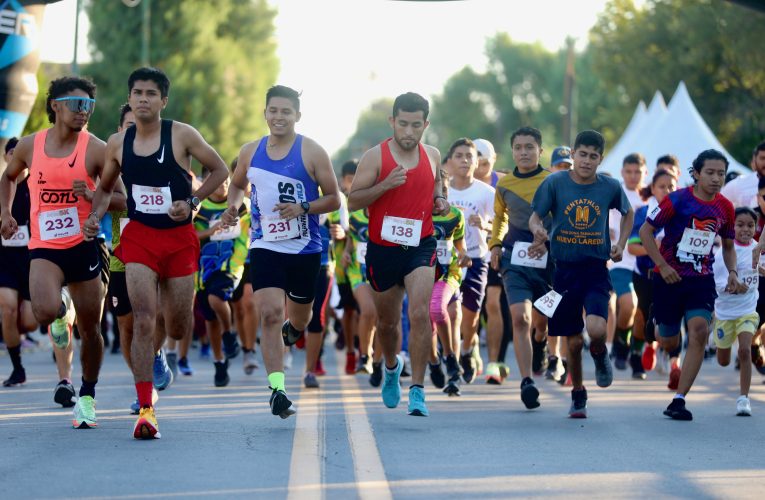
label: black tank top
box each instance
[11,174,30,225]
[122,119,192,229]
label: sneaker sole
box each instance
[54,388,76,408]
[568,411,587,419]
[2,380,25,387]
[443,384,461,397]
[408,409,429,416]
[663,409,693,421]
[73,420,97,429]
[521,385,541,409]
[214,377,230,388]
[134,421,161,439]
[736,410,752,417]
[275,405,297,419]
[485,375,503,385]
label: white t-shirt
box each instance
[713,240,759,320]
[449,180,495,259]
[610,188,645,271]
[721,172,758,209]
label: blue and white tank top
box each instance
[247,134,321,254]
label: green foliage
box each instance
[21,70,51,136]
[84,0,279,168]
[332,98,394,169]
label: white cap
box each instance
[473,138,496,160]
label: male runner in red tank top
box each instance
[348,93,449,417]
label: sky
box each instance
[39,0,638,156]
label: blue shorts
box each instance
[460,257,489,312]
[653,274,715,338]
[548,260,611,337]
[609,268,634,297]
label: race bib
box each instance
[436,239,453,265]
[119,217,129,236]
[533,290,563,318]
[677,228,715,255]
[39,208,80,241]
[381,215,421,247]
[210,220,242,241]
[510,242,547,269]
[739,269,759,291]
[261,214,299,242]
[1,224,29,247]
[133,185,172,214]
[355,241,368,264]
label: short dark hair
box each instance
[5,137,19,154]
[691,149,729,175]
[656,154,679,168]
[118,103,132,129]
[341,159,358,177]
[266,85,301,112]
[754,141,765,157]
[447,138,475,160]
[510,126,542,147]
[735,206,758,224]
[128,67,170,98]
[392,92,429,120]
[623,153,646,167]
[46,76,97,123]
[573,130,605,155]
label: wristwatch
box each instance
[185,196,201,211]
[301,201,310,214]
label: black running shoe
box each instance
[520,377,540,409]
[281,321,303,347]
[663,398,692,421]
[443,380,461,397]
[531,337,549,375]
[445,354,461,382]
[460,352,476,384]
[369,361,383,387]
[591,347,613,388]
[630,353,647,380]
[611,340,629,370]
[2,367,25,387]
[270,388,296,419]
[222,331,241,359]
[54,380,76,408]
[214,360,230,387]
[429,360,446,389]
[569,387,588,418]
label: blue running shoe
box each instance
[153,350,174,391]
[199,344,211,361]
[178,357,194,376]
[381,354,403,408]
[407,386,429,416]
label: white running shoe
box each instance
[243,351,258,375]
[736,395,752,416]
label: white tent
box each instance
[600,92,666,178]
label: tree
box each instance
[332,98,394,169]
[84,0,279,166]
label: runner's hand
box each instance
[433,196,449,216]
[658,263,681,284]
[168,200,191,222]
[72,180,94,202]
[725,273,746,294]
[610,243,624,263]
[274,202,302,220]
[490,246,502,271]
[329,223,346,240]
[219,206,240,227]
[458,251,472,268]
[82,213,100,241]
[382,165,407,191]
[0,214,18,239]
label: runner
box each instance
[639,149,739,421]
[348,92,449,416]
[86,67,229,438]
[721,141,765,209]
[655,154,682,181]
[221,85,340,419]
[549,146,573,173]
[490,126,552,409]
[333,160,359,360]
[1,76,113,426]
[529,130,633,418]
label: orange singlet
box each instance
[28,129,94,250]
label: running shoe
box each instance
[569,388,587,418]
[270,388,296,419]
[381,354,403,408]
[498,362,511,380]
[243,351,258,375]
[72,396,97,428]
[153,350,174,391]
[166,352,179,380]
[50,288,75,349]
[401,351,412,377]
[407,386,429,416]
[485,362,503,385]
[178,357,194,376]
[642,343,657,371]
[199,343,211,361]
[668,365,681,391]
[303,372,319,388]
[356,354,372,374]
[591,348,613,388]
[369,361,383,387]
[545,356,565,382]
[214,359,230,387]
[630,353,647,380]
[556,359,570,386]
[444,354,461,382]
[345,351,357,375]
[133,406,161,439]
[429,360,445,389]
[283,347,293,370]
[281,320,302,347]
[460,351,476,384]
[531,337,549,375]
[663,398,692,421]
[130,388,159,415]
[736,395,752,416]
[2,367,26,387]
[54,380,76,408]
[222,331,241,359]
[520,377,540,409]
[611,339,629,371]
[443,380,461,397]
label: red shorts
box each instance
[117,220,199,279]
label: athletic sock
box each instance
[268,371,286,392]
[8,345,22,371]
[136,381,153,408]
[243,347,253,354]
[409,384,424,390]
[673,393,685,401]
[79,377,97,398]
[631,338,645,354]
[615,327,632,348]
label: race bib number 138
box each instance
[381,215,422,247]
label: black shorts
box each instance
[365,237,437,293]
[97,238,110,287]
[487,266,503,287]
[548,260,611,337]
[249,248,321,304]
[653,274,716,337]
[232,263,251,302]
[307,266,333,333]
[108,271,132,317]
[633,270,653,319]
[30,239,101,284]
[0,247,30,300]
[199,270,239,321]
[336,282,358,310]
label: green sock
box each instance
[631,338,645,354]
[268,372,285,392]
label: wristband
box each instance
[728,269,738,275]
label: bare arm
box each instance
[298,139,341,215]
[83,135,123,239]
[0,136,32,216]
[348,147,405,211]
[183,125,228,201]
[221,142,255,227]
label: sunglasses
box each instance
[55,97,96,114]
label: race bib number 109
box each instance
[678,228,715,256]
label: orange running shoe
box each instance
[133,406,161,440]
